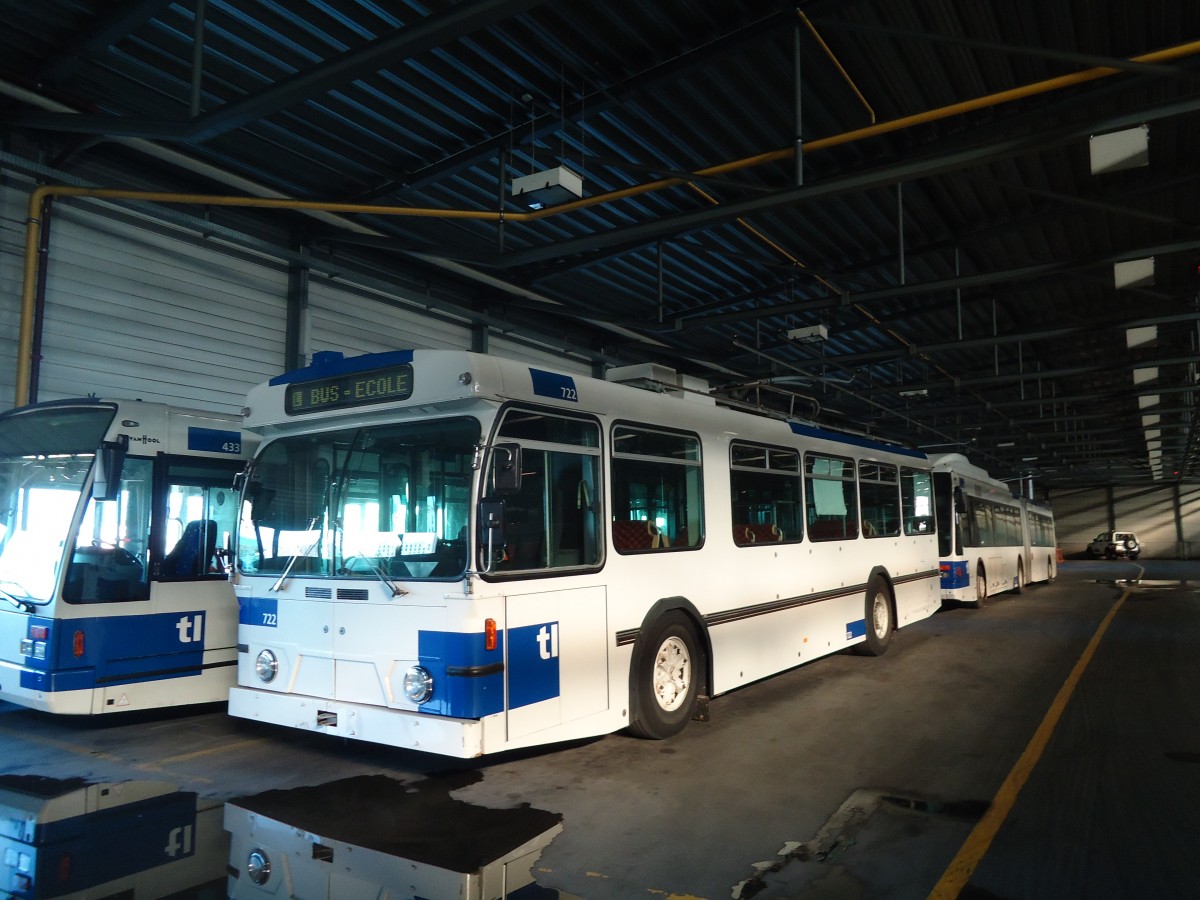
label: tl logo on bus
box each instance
[176,614,204,644]
[509,621,561,709]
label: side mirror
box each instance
[491,443,523,492]
[92,435,129,502]
[953,486,966,514]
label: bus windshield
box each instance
[237,417,480,581]
[0,405,116,604]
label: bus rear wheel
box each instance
[970,563,988,609]
[1016,558,1026,594]
[856,574,894,657]
[628,610,705,740]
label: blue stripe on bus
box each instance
[268,349,415,385]
[415,622,562,719]
[846,619,867,640]
[529,368,578,402]
[940,559,970,589]
[187,426,243,454]
[788,422,926,459]
[18,611,209,692]
[238,595,278,627]
[417,630,505,719]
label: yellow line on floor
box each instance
[928,586,1131,898]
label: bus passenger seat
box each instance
[746,524,782,543]
[612,520,659,551]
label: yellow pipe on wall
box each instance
[14,38,1200,406]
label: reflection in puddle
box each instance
[226,774,564,899]
[3,773,567,899]
[0,775,226,898]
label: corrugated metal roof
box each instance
[2,0,1199,485]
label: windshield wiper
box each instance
[269,519,323,592]
[340,556,408,598]
[0,582,37,613]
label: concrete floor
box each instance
[2,559,1197,899]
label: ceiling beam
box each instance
[14,0,549,142]
[485,92,1200,270]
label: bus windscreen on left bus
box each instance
[0,405,116,606]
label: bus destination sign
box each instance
[285,365,414,414]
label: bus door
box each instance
[480,406,607,741]
[502,585,609,741]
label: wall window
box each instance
[805,453,858,541]
[730,443,802,545]
[858,461,900,538]
[483,408,602,572]
[611,425,702,552]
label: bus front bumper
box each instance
[228,686,490,758]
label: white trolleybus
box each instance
[229,349,942,757]
[0,398,256,714]
[930,452,1056,607]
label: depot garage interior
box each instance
[1,3,1199,899]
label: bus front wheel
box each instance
[856,574,894,657]
[628,610,705,740]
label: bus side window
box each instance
[858,461,900,539]
[900,467,934,535]
[804,453,857,541]
[64,457,153,603]
[729,442,801,546]
[159,462,243,580]
[611,424,703,552]
[485,408,603,573]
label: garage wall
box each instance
[1,176,599,417]
[490,333,595,376]
[1048,483,1200,559]
[40,203,288,413]
[307,276,471,358]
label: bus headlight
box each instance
[255,649,279,683]
[247,849,271,885]
[402,666,434,703]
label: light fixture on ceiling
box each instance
[511,165,583,209]
[786,324,829,343]
[1089,124,1149,175]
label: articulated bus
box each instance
[930,452,1056,607]
[229,350,942,757]
[0,398,256,714]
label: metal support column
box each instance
[284,246,310,372]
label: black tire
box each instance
[969,562,988,609]
[857,574,894,656]
[1015,558,1026,595]
[628,610,705,740]
[1047,555,1056,583]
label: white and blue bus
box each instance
[0,398,256,714]
[229,350,941,757]
[930,452,1056,607]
